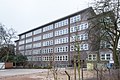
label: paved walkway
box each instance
[0,69,47,77]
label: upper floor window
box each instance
[26,38,32,43]
[55,28,68,36]
[19,40,25,45]
[27,56,32,61]
[26,32,32,37]
[43,40,53,46]
[100,41,111,48]
[33,42,41,48]
[70,33,88,42]
[26,44,32,49]
[55,46,68,53]
[43,24,53,32]
[19,51,24,55]
[70,23,88,33]
[55,37,68,44]
[79,22,88,30]
[42,48,53,54]
[55,19,68,28]
[33,36,41,41]
[43,32,53,39]
[33,50,41,55]
[25,50,32,55]
[70,45,74,51]
[80,43,89,50]
[70,27,75,33]
[19,45,24,50]
[33,28,42,35]
[80,33,88,40]
[20,35,25,39]
[70,15,81,23]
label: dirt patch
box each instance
[0,69,96,80]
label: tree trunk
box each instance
[74,55,76,80]
[77,50,81,80]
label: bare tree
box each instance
[0,23,17,62]
[90,0,120,68]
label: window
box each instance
[80,44,89,50]
[32,56,41,61]
[43,32,53,39]
[33,29,42,35]
[55,19,68,28]
[84,34,88,40]
[33,50,40,54]
[100,41,111,48]
[64,19,68,25]
[42,48,53,54]
[70,45,74,51]
[65,56,68,61]
[55,23,59,28]
[70,15,81,23]
[26,38,32,43]
[60,47,62,52]
[26,32,32,37]
[26,44,32,49]
[55,37,68,44]
[54,55,68,61]
[20,35,25,39]
[101,54,105,60]
[70,36,75,42]
[25,50,32,55]
[70,33,88,41]
[60,56,62,61]
[80,44,83,50]
[84,23,88,29]
[43,40,53,46]
[55,46,68,53]
[100,53,112,61]
[33,36,41,41]
[38,56,41,61]
[80,24,83,30]
[65,47,68,52]
[20,51,24,55]
[106,54,110,60]
[70,27,74,33]
[43,24,53,32]
[19,45,24,50]
[79,34,88,40]
[55,28,68,36]
[88,54,97,61]
[84,44,89,50]
[80,34,83,40]
[33,42,41,48]
[63,56,65,61]
[55,31,58,36]
[27,56,32,61]
[19,40,25,45]
[78,22,88,30]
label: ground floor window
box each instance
[100,53,112,61]
[87,54,97,61]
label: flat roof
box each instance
[18,7,93,36]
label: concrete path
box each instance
[0,69,47,77]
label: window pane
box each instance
[26,32,32,37]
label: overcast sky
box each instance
[0,0,93,35]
